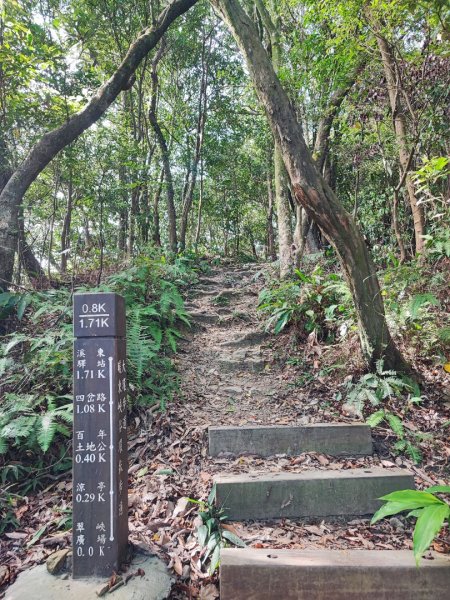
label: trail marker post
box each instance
[72,293,128,578]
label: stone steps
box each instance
[217,357,266,373]
[190,311,220,326]
[219,330,267,348]
[220,548,450,600]
[193,284,222,293]
[211,288,241,300]
[209,423,373,457]
[214,468,414,520]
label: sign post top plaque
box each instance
[73,293,126,338]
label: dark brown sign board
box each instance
[72,293,128,578]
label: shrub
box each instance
[372,487,450,565]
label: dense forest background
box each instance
[0,0,449,560]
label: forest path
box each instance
[175,262,299,427]
[132,264,444,599]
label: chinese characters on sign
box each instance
[73,293,128,578]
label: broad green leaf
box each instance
[426,485,450,494]
[16,295,30,320]
[222,529,246,547]
[379,490,444,505]
[208,484,217,505]
[197,524,208,547]
[372,501,423,525]
[154,468,174,475]
[371,490,445,525]
[27,524,47,548]
[409,293,439,320]
[406,508,424,518]
[413,504,449,565]
[209,541,221,575]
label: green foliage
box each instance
[366,408,422,463]
[382,263,449,361]
[342,360,411,414]
[0,253,193,530]
[0,292,31,322]
[343,361,423,462]
[188,485,246,575]
[258,267,353,341]
[0,393,72,455]
[371,488,450,565]
[106,256,192,409]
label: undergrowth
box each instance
[0,253,199,531]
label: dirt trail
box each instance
[161,263,433,597]
[1,264,447,600]
[176,263,294,426]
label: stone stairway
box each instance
[181,264,450,599]
[210,421,448,598]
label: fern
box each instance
[385,412,405,438]
[366,409,385,427]
[344,360,410,414]
[367,409,421,464]
[37,414,57,453]
[0,393,73,455]
[409,294,439,320]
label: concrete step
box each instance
[220,548,450,600]
[209,423,373,457]
[214,468,414,520]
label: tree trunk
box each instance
[266,171,276,261]
[313,58,367,173]
[148,40,178,253]
[194,157,204,252]
[118,164,128,254]
[274,146,293,277]
[152,168,164,247]
[0,139,17,288]
[0,0,197,286]
[376,34,425,256]
[60,172,73,273]
[179,31,210,251]
[17,206,48,286]
[255,0,293,278]
[212,0,409,373]
[128,185,141,256]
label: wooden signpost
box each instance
[72,293,128,578]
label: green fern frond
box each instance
[366,410,386,427]
[385,413,405,438]
[37,413,57,452]
[409,293,439,320]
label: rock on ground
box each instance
[5,553,172,600]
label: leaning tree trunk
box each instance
[297,58,366,260]
[0,0,197,287]
[212,0,410,373]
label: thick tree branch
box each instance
[0,0,198,286]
